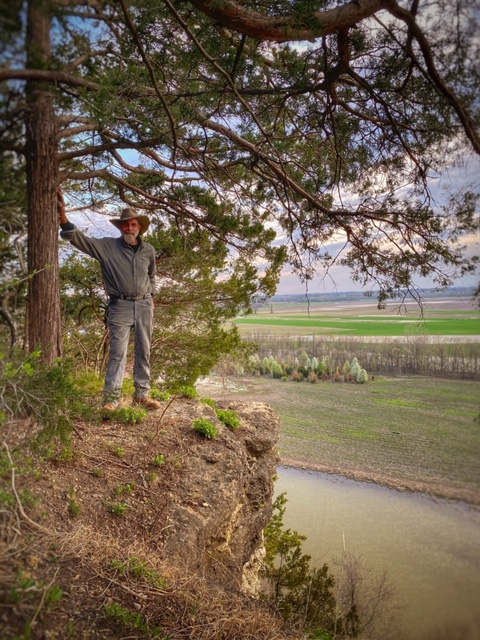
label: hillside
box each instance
[0,398,295,640]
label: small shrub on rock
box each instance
[150,388,171,402]
[192,418,219,439]
[179,386,198,399]
[115,407,147,424]
[200,397,216,408]
[216,409,240,431]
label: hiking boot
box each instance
[102,402,118,412]
[133,396,162,411]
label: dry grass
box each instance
[0,406,297,640]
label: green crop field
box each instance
[205,375,480,504]
[234,315,480,336]
[234,297,480,337]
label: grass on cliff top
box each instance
[209,375,480,504]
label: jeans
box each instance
[103,297,153,403]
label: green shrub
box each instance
[73,369,104,395]
[68,500,80,517]
[45,584,63,606]
[192,418,219,439]
[357,368,369,384]
[150,388,171,402]
[112,406,147,424]
[0,351,93,450]
[19,488,41,508]
[68,499,81,517]
[111,502,128,516]
[151,454,165,467]
[111,557,167,589]
[272,362,284,379]
[115,483,135,496]
[200,397,216,408]
[215,408,240,430]
[178,385,198,399]
[104,601,164,637]
[0,489,15,507]
[121,378,135,397]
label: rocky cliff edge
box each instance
[1,398,293,639]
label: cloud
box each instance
[275,154,480,294]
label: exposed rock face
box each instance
[163,401,280,593]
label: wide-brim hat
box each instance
[110,208,150,235]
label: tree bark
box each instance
[187,0,387,42]
[25,0,62,362]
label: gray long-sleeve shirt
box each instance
[60,224,156,298]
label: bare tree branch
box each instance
[384,0,480,154]
[187,0,388,42]
[0,68,99,90]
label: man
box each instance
[58,191,162,412]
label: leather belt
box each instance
[111,294,152,301]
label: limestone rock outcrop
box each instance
[163,400,280,593]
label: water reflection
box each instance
[275,467,480,639]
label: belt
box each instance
[111,294,152,301]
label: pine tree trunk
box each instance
[25,0,62,362]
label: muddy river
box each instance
[275,467,480,639]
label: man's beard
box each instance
[123,232,138,245]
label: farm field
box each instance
[233,297,480,337]
[199,374,480,505]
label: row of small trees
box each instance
[239,332,480,380]
[246,351,369,384]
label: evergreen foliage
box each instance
[356,368,369,384]
[192,418,219,439]
[244,350,368,384]
[263,493,340,636]
[0,350,96,450]
[215,408,240,431]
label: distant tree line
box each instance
[218,333,480,381]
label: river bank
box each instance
[196,374,480,507]
[280,457,480,507]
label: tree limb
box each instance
[0,68,99,90]
[384,0,480,155]
[187,0,388,42]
